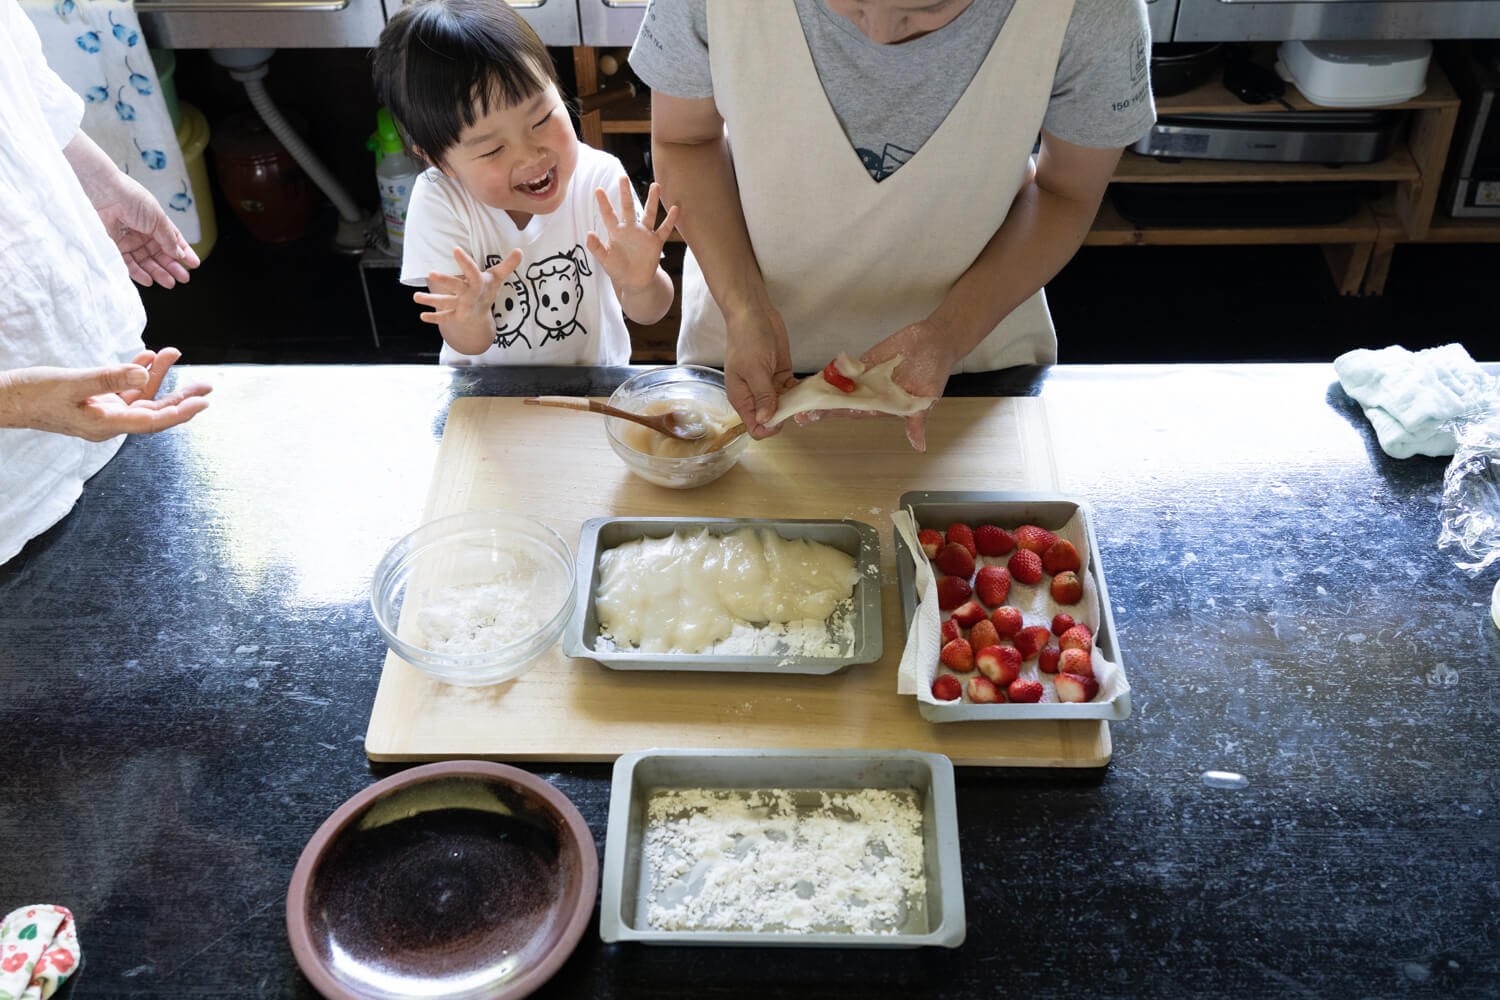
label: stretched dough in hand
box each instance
[769,353,935,426]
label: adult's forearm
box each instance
[61,130,123,208]
[651,135,771,321]
[930,179,1105,361]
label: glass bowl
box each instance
[371,511,576,686]
[604,365,749,489]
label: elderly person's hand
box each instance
[723,300,796,439]
[0,347,212,441]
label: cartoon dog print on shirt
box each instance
[527,247,590,346]
[486,255,532,350]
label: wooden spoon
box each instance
[701,420,748,453]
[523,395,710,441]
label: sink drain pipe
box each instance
[210,47,370,252]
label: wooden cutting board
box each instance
[365,396,1112,767]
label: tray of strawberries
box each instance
[894,491,1131,722]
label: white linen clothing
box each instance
[400,144,637,366]
[676,0,1075,373]
[1,0,146,566]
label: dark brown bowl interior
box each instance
[286,761,598,1000]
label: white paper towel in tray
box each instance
[891,510,939,696]
[899,508,1129,715]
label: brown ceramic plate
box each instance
[286,761,598,1000]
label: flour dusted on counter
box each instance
[594,528,861,655]
[643,787,926,934]
[414,580,548,654]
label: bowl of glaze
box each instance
[371,511,576,686]
[604,365,748,489]
[286,760,599,1000]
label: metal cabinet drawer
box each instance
[138,0,387,48]
[580,0,646,47]
[504,0,581,45]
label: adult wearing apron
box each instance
[0,0,210,565]
[632,0,1156,448]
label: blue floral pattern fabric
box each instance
[20,0,200,242]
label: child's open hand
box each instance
[585,178,679,295]
[414,246,523,326]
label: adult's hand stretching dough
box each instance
[723,303,797,440]
[0,347,212,441]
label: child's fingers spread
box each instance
[413,291,457,311]
[618,176,635,218]
[485,248,523,278]
[426,272,466,295]
[656,203,680,240]
[585,232,609,259]
[594,186,620,228]
[642,182,661,222]
[452,246,481,279]
[417,310,451,325]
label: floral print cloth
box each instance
[0,906,80,1000]
[19,0,201,242]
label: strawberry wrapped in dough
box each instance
[768,352,935,427]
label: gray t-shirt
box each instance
[631,0,1157,181]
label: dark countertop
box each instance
[2,363,1496,999]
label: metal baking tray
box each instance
[895,491,1132,722]
[564,517,882,673]
[599,748,964,948]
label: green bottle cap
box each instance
[367,107,406,162]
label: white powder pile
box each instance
[642,787,927,935]
[414,579,548,654]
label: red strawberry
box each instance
[990,605,1024,637]
[973,565,1011,607]
[1014,524,1059,555]
[1007,678,1044,703]
[940,638,974,672]
[940,619,961,645]
[936,576,971,610]
[946,523,977,558]
[1042,539,1081,574]
[821,359,856,393]
[976,644,1022,686]
[1051,613,1075,637]
[1007,548,1043,585]
[951,600,986,628]
[968,618,1000,652]
[1059,647,1094,677]
[967,676,1002,704]
[1055,672,1100,703]
[917,528,944,559]
[1058,624,1093,654]
[1013,625,1051,661]
[974,524,1016,556]
[1050,570,1083,605]
[934,542,975,579]
[1038,645,1061,674]
[931,673,962,701]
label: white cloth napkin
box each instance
[21,0,200,242]
[891,510,939,697]
[1333,343,1495,459]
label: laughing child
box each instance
[372,0,678,365]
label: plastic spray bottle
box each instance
[368,107,422,252]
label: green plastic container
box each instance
[150,49,180,131]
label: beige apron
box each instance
[678,0,1076,374]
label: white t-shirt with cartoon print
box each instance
[400,144,637,366]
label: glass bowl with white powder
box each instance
[372,511,576,686]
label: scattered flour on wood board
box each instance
[642,787,927,934]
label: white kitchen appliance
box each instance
[1276,40,1432,107]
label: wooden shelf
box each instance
[1086,196,1380,247]
[1154,49,1459,116]
[1112,143,1420,184]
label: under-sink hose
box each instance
[240,76,363,226]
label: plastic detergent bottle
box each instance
[369,107,422,252]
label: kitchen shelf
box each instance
[1111,144,1420,184]
[1086,198,1380,246]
